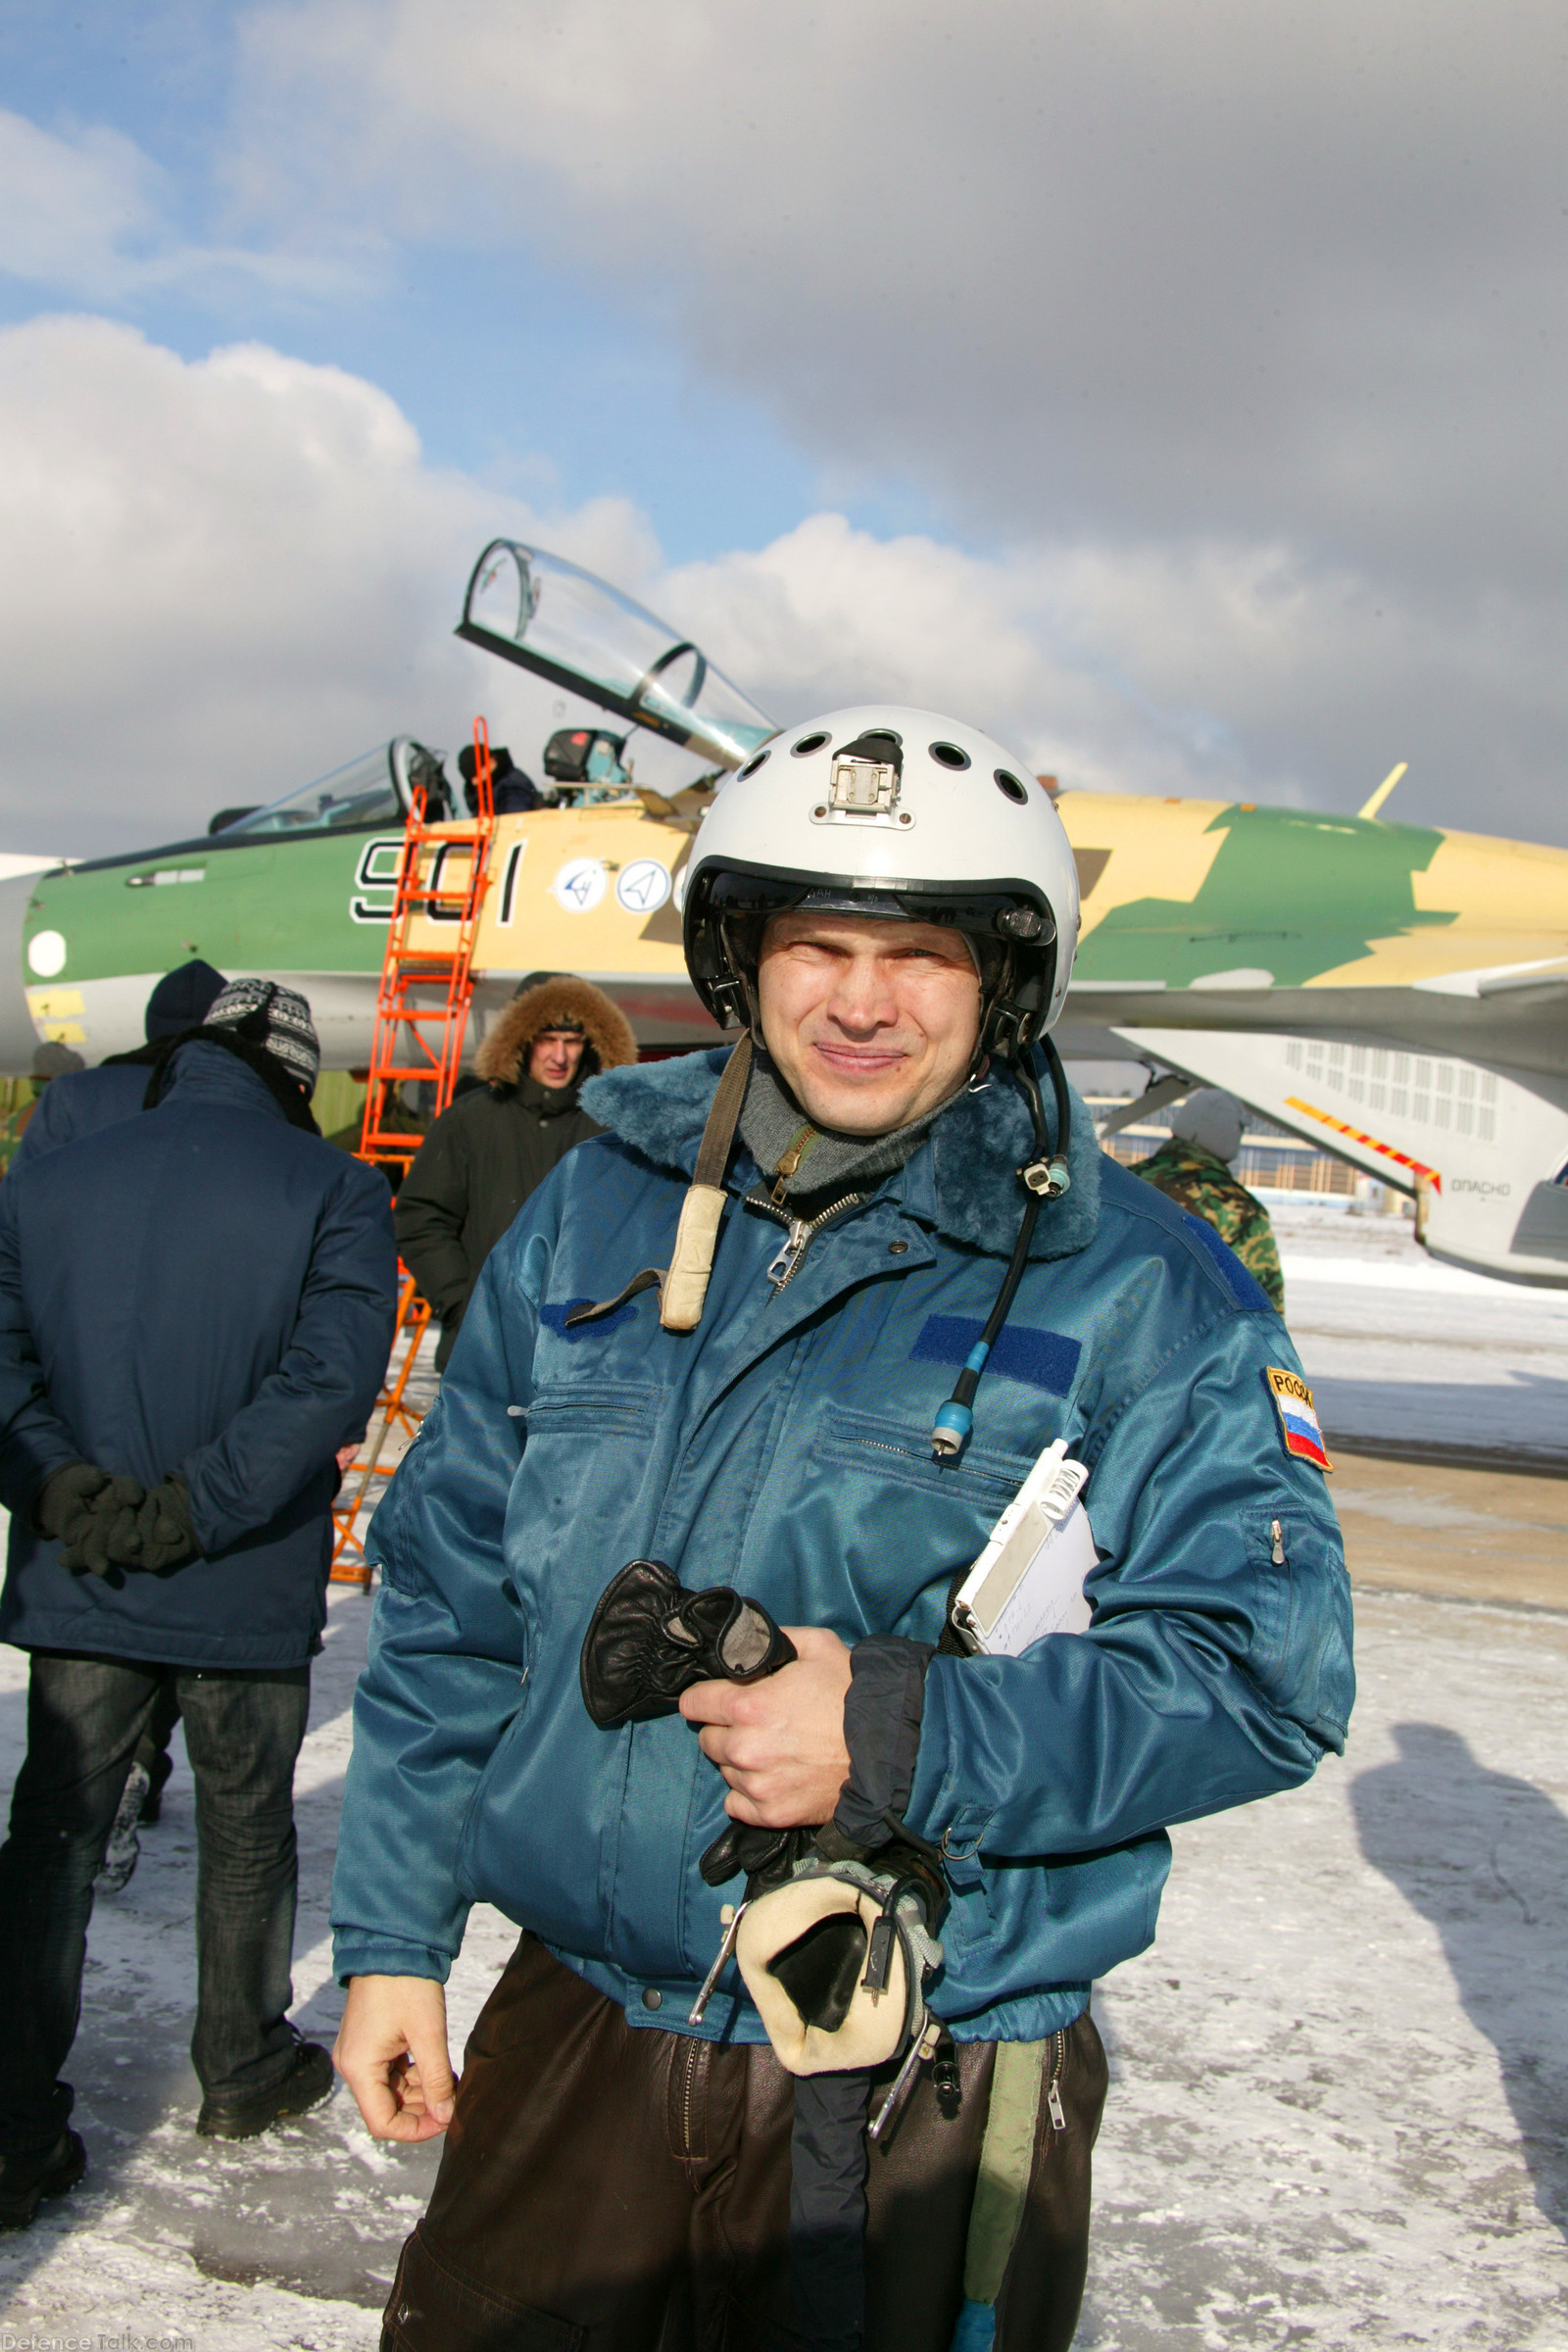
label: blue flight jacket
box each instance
[0,1044,398,1668]
[331,1050,1352,2042]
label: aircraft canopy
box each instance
[458,540,775,771]
[211,740,443,837]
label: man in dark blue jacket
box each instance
[0,980,397,2228]
[11,961,231,1871]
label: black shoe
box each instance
[196,2041,335,2140]
[0,2131,86,2230]
[96,1762,149,1893]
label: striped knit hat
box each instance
[206,979,320,1099]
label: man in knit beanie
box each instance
[205,978,322,1102]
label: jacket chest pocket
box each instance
[523,1381,662,1440]
[793,1403,1037,1631]
[511,1381,662,1554]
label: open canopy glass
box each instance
[457,541,775,771]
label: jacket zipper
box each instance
[1045,2028,1067,2132]
[674,2034,704,2172]
[748,1191,864,1294]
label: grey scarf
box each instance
[738,1054,953,1200]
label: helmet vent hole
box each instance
[791,731,830,758]
[736,748,770,779]
[994,769,1029,805]
[929,742,970,771]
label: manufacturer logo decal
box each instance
[551,858,608,912]
[614,858,670,914]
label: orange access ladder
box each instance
[330,725,498,1586]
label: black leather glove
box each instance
[36,1461,146,1577]
[580,1558,798,1730]
[699,1820,816,1891]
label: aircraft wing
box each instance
[1107,1022,1568,1289]
[1056,792,1568,1086]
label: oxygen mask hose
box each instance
[930,1039,1072,1461]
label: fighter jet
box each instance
[7,537,1566,1286]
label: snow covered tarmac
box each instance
[1,1205,1565,2348]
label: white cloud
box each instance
[219,0,1568,838]
[230,0,1568,560]
[0,105,368,309]
[0,111,167,298]
[0,316,652,855]
[660,517,1568,836]
[1,317,1561,870]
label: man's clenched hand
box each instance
[679,1625,853,1828]
[334,1975,457,2142]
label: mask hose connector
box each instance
[929,1040,1070,1461]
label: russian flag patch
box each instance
[1265,1367,1331,1471]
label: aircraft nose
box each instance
[0,870,45,1073]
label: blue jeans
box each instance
[0,1649,311,2155]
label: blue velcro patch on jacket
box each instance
[540,1297,640,1342]
[1179,1212,1271,1310]
[911,1315,1082,1395]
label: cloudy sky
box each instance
[1,0,1563,857]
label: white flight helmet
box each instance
[682,706,1079,1058]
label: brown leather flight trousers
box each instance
[383,1936,1107,2352]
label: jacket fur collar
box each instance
[583,1047,1101,1261]
[476,976,638,1091]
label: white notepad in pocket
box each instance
[951,1440,1096,1656]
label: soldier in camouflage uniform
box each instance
[1130,1087,1285,1314]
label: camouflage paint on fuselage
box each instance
[13,786,1568,1076]
[1073,803,1459,987]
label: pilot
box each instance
[1130,1087,1285,1315]
[458,742,542,816]
[330,709,1352,2352]
[393,973,637,1370]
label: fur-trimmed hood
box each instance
[476,976,638,1090]
[583,1046,1101,1261]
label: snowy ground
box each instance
[1276,1197,1568,1467]
[2,1207,1566,2348]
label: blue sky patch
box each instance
[911,1315,1082,1396]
